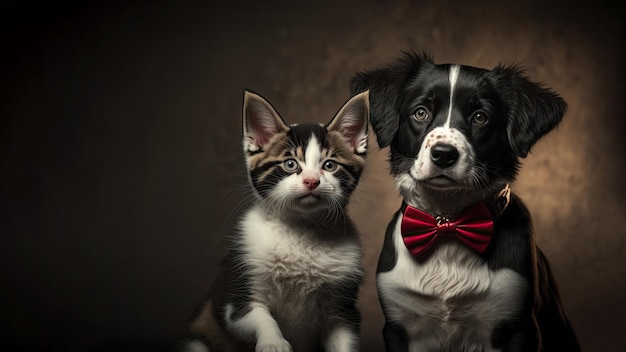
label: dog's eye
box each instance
[322,160,338,172]
[283,159,299,172]
[471,112,488,125]
[412,107,430,121]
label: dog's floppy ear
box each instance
[349,51,433,148]
[490,65,568,158]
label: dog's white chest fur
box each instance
[240,204,361,302]
[378,216,528,351]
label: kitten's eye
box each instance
[283,159,299,172]
[411,107,430,121]
[322,160,338,172]
[471,111,489,125]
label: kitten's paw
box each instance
[255,336,292,352]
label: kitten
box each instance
[176,89,370,352]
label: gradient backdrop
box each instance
[1,0,624,351]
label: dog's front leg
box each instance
[382,321,409,352]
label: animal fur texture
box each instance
[175,90,370,352]
[350,51,580,352]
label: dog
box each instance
[349,52,580,352]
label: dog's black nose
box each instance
[430,143,459,167]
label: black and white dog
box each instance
[350,52,580,352]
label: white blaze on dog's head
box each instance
[351,52,567,214]
[408,65,475,188]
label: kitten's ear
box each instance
[243,90,289,152]
[349,51,433,148]
[327,90,370,154]
[490,65,567,158]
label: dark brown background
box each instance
[1,0,623,351]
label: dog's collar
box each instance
[400,184,512,258]
[487,183,512,219]
[401,183,512,221]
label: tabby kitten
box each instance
[177,90,370,352]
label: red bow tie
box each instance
[401,202,494,258]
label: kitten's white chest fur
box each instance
[239,204,362,302]
[233,204,363,350]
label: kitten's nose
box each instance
[303,178,320,190]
